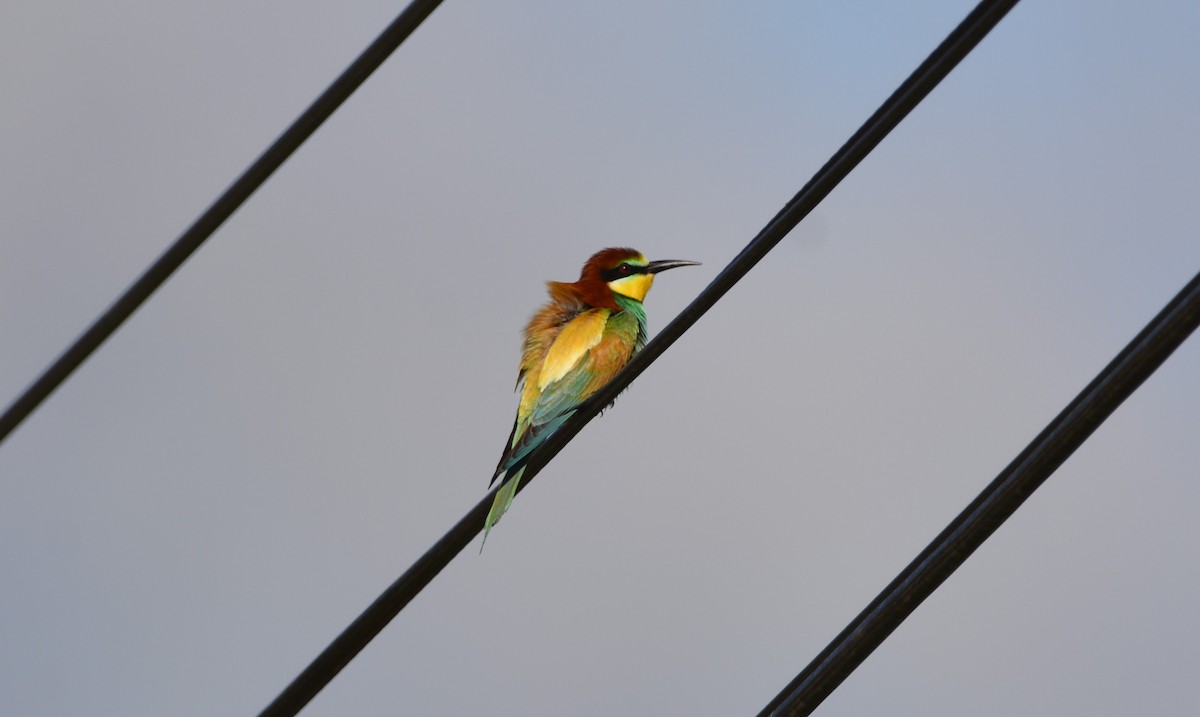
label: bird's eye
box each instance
[618,263,632,275]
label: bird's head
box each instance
[578,247,700,305]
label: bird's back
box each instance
[492,284,644,482]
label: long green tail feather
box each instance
[481,467,525,551]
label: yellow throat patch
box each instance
[608,272,654,302]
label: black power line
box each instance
[759,268,1200,717]
[255,1,1023,714]
[0,0,447,447]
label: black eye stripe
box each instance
[601,263,648,282]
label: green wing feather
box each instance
[482,303,645,547]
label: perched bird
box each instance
[483,247,700,546]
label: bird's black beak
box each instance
[647,259,702,274]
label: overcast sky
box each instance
[2,1,1198,715]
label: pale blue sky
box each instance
[2,2,1198,715]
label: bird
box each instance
[483,247,700,547]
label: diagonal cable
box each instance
[758,266,1200,717]
[0,0,447,446]
[254,1,1022,714]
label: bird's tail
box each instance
[481,466,525,552]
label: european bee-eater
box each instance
[483,247,700,546]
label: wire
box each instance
[0,0,447,447]
[513,0,1023,493]
[254,1,1024,714]
[759,267,1200,717]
